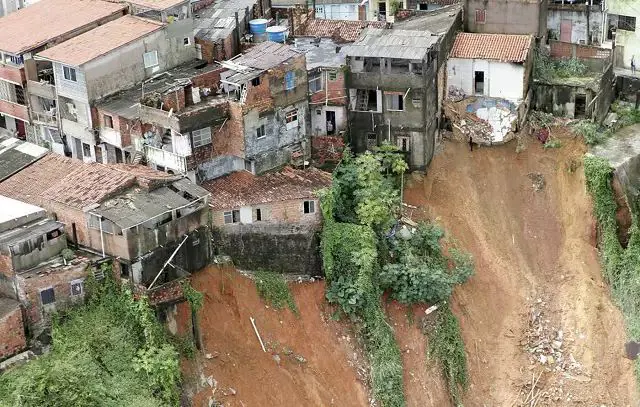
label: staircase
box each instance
[132,150,144,165]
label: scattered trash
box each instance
[527,172,546,191]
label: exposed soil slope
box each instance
[404,133,639,405]
[183,266,370,407]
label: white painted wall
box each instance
[447,58,525,102]
[310,105,347,136]
[315,3,359,20]
[239,206,253,224]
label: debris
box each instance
[273,354,281,365]
[250,317,266,353]
[227,387,237,395]
[205,351,220,359]
[624,341,640,360]
[425,304,439,315]
[527,172,545,191]
[294,355,307,364]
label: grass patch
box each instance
[584,155,640,379]
[573,101,640,146]
[427,305,468,406]
[254,270,298,315]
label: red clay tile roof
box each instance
[0,0,126,55]
[303,19,389,42]
[449,33,533,63]
[203,167,332,210]
[37,15,164,67]
[0,153,175,210]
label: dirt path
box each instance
[404,133,638,405]
[182,266,370,407]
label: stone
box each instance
[604,112,618,127]
[273,354,281,365]
[228,387,237,395]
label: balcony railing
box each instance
[31,111,57,127]
[144,144,187,174]
[28,80,56,99]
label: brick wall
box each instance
[212,198,321,226]
[95,107,135,148]
[309,70,347,106]
[191,67,224,91]
[245,73,275,113]
[0,304,26,360]
[212,102,245,158]
[162,88,186,112]
[550,40,611,59]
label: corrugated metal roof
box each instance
[194,0,260,42]
[342,28,437,59]
[231,41,303,70]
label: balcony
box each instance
[31,111,57,127]
[0,65,25,85]
[0,99,29,122]
[100,127,123,148]
[27,80,56,100]
[144,145,187,174]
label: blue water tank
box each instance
[266,26,288,43]
[249,19,268,34]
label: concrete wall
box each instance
[213,222,322,275]
[465,0,547,37]
[547,4,604,45]
[196,155,246,182]
[83,20,196,102]
[447,58,526,102]
[533,83,594,118]
[6,233,67,273]
[54,63,89,103]
[310,105,347,136]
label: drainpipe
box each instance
[90,212,106,258]
[387,118,391,142]
[325,70,329,106]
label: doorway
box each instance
[574,94,586,118]
[474,71,485,95]
[326,110,336,135]
[378,1,386,20]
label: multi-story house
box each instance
[215,41,310,176]
[547,0,605,45]
[604,0,639,69]
[36,14,196,163]
[465,0,548,39]
[0,0,126,141]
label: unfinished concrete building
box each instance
[214,42,310,177]
[36,15,196,163]
[464,0,548,39]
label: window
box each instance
[618,15,636,31]
[63,65,77,82]
[251,77,261,87]
[328,71,337,81]
[223,210,240,224]
[104,114,113,129]
[40,287,55,305]
[88,214,101,230]
[309,73,323,93]
[354,89,380,112]
[315,5,324,14]
[397,136,410,152]
[82,143,91,158]
[285,109,298,124]
[256,208,262,221]
[316,109,322,115]
[143,50,159,68]
[192,127,212,147]
[121,262,130,278]
[285,71,296,90]
[303,200,315,214]
[46,229,61,241]
[256,124,266,139]
[183,37,191,46]
[475,9,486,24]
[385,93,404,111]
[244,160,253,172]
[14,85,25,105]
[474,71,485,95]
[70,279,84,296]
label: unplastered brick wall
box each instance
[95,107,135,148]
[211,198,321,226]
[162,88,186,112]
[309,69,347,106]
[0,304,26,360]
[212,102,245,158]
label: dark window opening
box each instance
[46,229,62,241]
[474,71,485,95]
[303,200,315,214]
[256,124,266,139]
[418,3,428,10]
[475,9,486,24]
[256,208,262,221]
[355,89,379,111]
[82,143,91,158]
[121,262,130,278]
[251,77,261,86]
[14,85,25,105]
[618,15,636,31]
[40,287,55,305]
[115,148,123,163]
[70,280,83,296]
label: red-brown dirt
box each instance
[404,132,639,405]
[181,267,370,407]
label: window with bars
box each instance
[328,71,337,81]
[309,72,322,93]
[192,127,212,147]
[14,85,25,105]
[70,279,84,296]
[285,109,298,124]
[104,114,113,129]
[256,124,266,139]
[618,15,636,31]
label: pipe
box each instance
[72,222,78,250]
[90,213,106,258]
[387,119,391,142]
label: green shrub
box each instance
[428,306,468,406]
[572,120,607,145]
[325,275,366,315]
[254,270,298,315]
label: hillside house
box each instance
[0,153,211,289]
[36,15,196,163]
[0,0,126,141]
[604,0,639,69]
[445,33,534,144]
[547,1,605,45]
[213,42,310,178]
